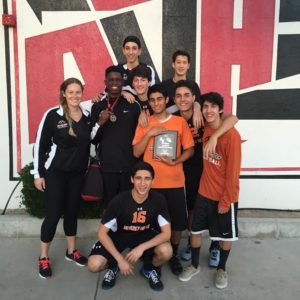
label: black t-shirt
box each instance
[117,63,156,94]
[134,95,153,113]
[101,190,170,236]
[174,111,204,171]
[160,78,201,108]
[91,96,141,172]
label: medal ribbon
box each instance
[107,96,120,113]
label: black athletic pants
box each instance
[41,170,85,243]
[102,171,132,207]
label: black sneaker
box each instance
[65,249,87,267]
[140,267,164,291]
[102,267,119,290]
[169,255,183,275]
[38,257,52,279]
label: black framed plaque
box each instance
[153,131,178,160]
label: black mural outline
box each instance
[3,0,17,181]
[100,10,160,83]
[162,0,197,80]
[237,89,300,119]
[26,0,90,23]
[276,34,300,79]
[279,0,300,22]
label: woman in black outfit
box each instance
[32,78,91,279]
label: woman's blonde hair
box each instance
[59,77,84,137]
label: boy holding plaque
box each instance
[132,84,194,276]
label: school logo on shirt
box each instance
[212,153,221,160]
[204,152,221,167]
[57,120,68,129]
[190,126,203,145]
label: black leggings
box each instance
[41,170,85,243]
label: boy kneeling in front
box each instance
[88,161,172,291]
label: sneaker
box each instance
[65,249,87,267]
[140,267,163,291]
[178,264,200,282]
[180,245,192,261]
[209,248,220,268]
[102,267,119,290]
[38,257,52,279]
[215,269,228,289]
[169,255,183,275]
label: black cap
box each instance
[123,35,141,48]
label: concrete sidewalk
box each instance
[1,215,300,238]
[1,237,299,300]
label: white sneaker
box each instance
[215,269,228,289]
[178,264,200,282]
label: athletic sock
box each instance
[142,251,153,266]
[187,233,191,247]
[143,262,155,271]
[209,240,220,251]
[217,248,230,271]
[108,263,118,272]
[171,243,179,257]
[191,247,200,268]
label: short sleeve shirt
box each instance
[132,114,194,188]
[101,190,170,236]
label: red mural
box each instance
[26,22,113,143]
[92,0,149,10]
[24,0,276,143]
[200,0,275,112]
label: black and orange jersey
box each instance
[174,111,204,171]
[101,190,170,235]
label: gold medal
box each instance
[110,114,117,122]
[107,96,120,123]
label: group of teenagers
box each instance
[32,35,241,292]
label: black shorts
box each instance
[191,194,238,241]
[153,187,187,231]
[89,230,158,267]
[184,166,202,211]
